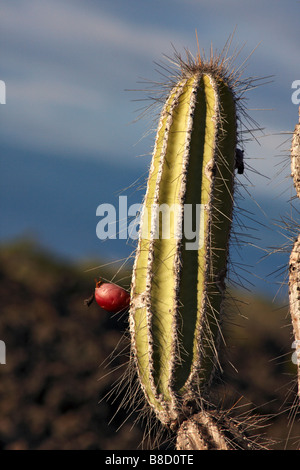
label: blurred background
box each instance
[0,0,300,450]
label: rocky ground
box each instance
[0,239,299,450]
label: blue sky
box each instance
[1,0,299,171]
[0,0,299,296]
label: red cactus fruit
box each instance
[94,279,130,313]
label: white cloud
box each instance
[0,0,186,64]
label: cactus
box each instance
[130,65,236,425]
[289,106,300,400]
[129,40,252,430]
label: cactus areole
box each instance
[129,51,241,426]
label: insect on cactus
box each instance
[128,34,267,449]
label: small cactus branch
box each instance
[176,412,229,450]
[176,410,261,450]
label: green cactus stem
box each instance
[129,46,247,428]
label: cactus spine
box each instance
[129,51,239,428]
[289,106,300,399]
